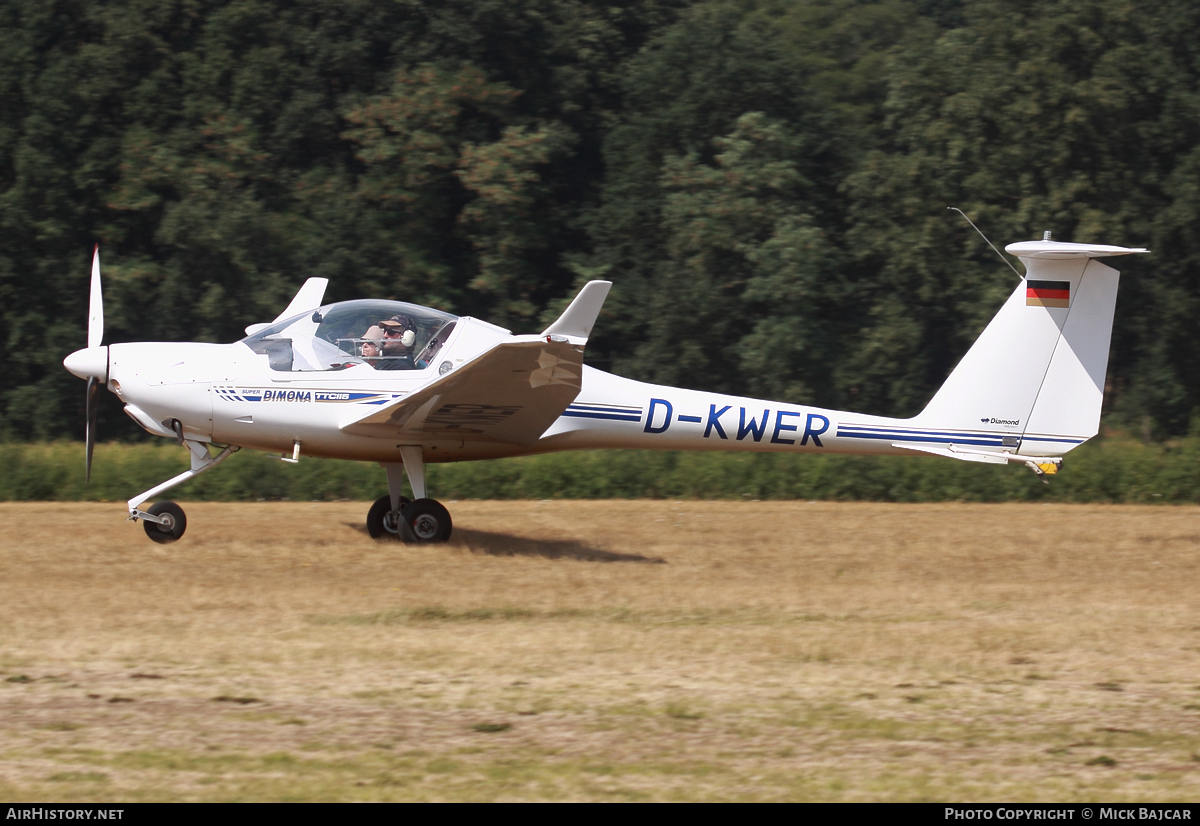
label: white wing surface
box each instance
[340,338,584,445]
[273,277,329,322]
[540,281,611,340]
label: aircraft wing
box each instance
[340,338,584,445]
[274,277,329,322]
[244,278,331,336]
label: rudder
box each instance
[914,240,1146,457]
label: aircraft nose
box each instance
[64,346,109,381]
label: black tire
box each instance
[403,498,453,543]
[142,501,186,544]
[366,494,411,540]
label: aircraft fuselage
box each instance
[106,338,1059,466]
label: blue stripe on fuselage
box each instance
[561,410,642,422]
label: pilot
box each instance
[376,314,416,370]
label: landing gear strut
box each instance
[370,447,453,543]
[129,440,238,544]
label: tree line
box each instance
[3,0,1198,441]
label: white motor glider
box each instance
[64,237,1147,543]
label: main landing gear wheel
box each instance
[366,494,411,540]
[366,495,452,543]
[142,501,186,544]
[404,498,453,543]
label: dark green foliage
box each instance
[649,112,847,402]
[0,0,689,439]
[581,0,931,404]
[5,0,1200,453]
[844,0,1200,424]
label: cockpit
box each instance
[240,299,459,372]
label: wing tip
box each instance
[540,280,612,340]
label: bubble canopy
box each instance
[240,299,459,372]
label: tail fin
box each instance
[914,240,1147,456]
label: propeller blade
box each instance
[85,375,100,484]
[88,245,103,350]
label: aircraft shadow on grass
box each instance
[344,523,666,564]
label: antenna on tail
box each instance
[949,207,1024,280]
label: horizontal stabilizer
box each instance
[1004,241,1148,260]
[341,339,584,445]
[892,442,1011,464]
[540,281,612,341]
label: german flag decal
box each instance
[1027,279,1070,308]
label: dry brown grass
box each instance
[1,500,1199,801]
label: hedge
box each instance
[2,435,1197,504]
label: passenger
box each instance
[360,325,386,367]
[376,314,416,370]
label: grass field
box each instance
[1,500,1199,802]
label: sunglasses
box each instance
[382,328,404,336]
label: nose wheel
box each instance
[141,501,187,544]
[366,495,452,543]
